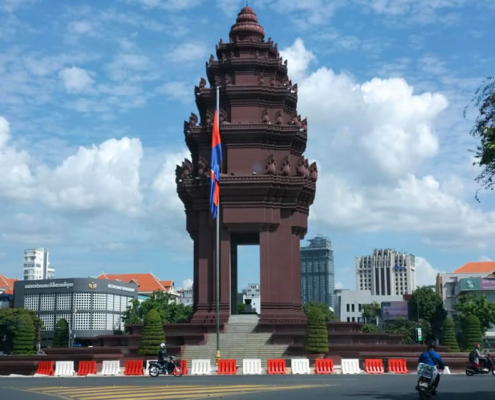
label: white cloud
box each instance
[157,81,192,104]
[182,278,193,289]
[126,0,203,11]
[169,42,207,63]
[479,255,492,262]
[280,38,316,82]
[59,67,94,92]
[415,257,441,287]
[67,20,95,35]
[105,53,151,81]
[0,0,37,13]
[335,281,344,290]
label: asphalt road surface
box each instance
[0,374,493,400]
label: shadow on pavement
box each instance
[343,392,494,400]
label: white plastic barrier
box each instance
[442,366,451,375]
[55,361,75,377]
[191,359,212,375]
[291,359,310,375]
[99,360,120,376]
[242,359,262,375]
[341,359,361,375]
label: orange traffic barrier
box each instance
[124,360,144,376]
[388,359,408,374]
[77,361,97,376]
[267,359,286,375]
[36,361,54,376]
[218,359,237,375]
[180,359,188,375]
[365,359,384,374]
[314,359,334,374]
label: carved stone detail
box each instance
[274,110,283,125]
[280,156,291,176]
[219,109,229,124]
[197,156,209,178]
[309,162,318,182]
[199,77,207,89]
[297,157,309,178]
[188,112,198,127]
[176,159,193,183]
[261,109,270,124]
[265,154,277,175]
[258,72,264,85]
[225,73,232,85]
[206,111,214,126]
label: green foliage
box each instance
[361,324,382,333]
[464,77,495,195]
[122,291,192,328]
[237,303,245,314]
[12,313,35,355]
[441,318,459,352]
[139,309,166,355]
[0,308,43,354]
[304,308,329,354]
[455,293,495,335]
[303,302,336,322]
[410,287,447,339]
[362,302,381,324]
[52,318,69,348]
[385,317,431,345]
[463,315,483,351]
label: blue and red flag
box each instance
[210,111,222,219]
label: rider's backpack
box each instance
[469,350,477,362]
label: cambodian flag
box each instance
[210,111,222,219]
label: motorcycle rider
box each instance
[158,343,168,372]
[417,340,445,396]
[469,344,488,372]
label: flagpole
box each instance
[215,85,221,364]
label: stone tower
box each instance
[176,6,317,324]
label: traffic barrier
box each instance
[291,359,310,375]
[124,360,144,376]
[55,361,75,377]
[341,359,361,374]
[180,360,188,375]
[35,361,54,376]
[364,359,384,374]
[218,359,237,375]
[267,359,286,375]
[315,359,334,374]
[242,359,262,375]
[190,359,212,375]
[388,359,408,374]
[77,361,97,376]
[442,366,451,375]
[99,360,120,376]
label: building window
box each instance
[107,294,114,311]
[352,304,355,312]
[92,313,106,330]
[74,293,91,310]
[25,295,40,311]
[40,313,55,331]
[93,294,107,310]
[347,304,350,312]
[106,314,114,331]
[40,294,55,311]
[74,312,91,330]
[57,294,72,311]
[352,317,355,322]
[347,317,350,322]
[358,304,362,312]
[113,314,122,331]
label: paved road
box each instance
[0,374,493,400]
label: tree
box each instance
[441,318,459,352]
[455,293,495,335]
[361,324,382,333]
[385,317,431,345]
[12,313,35,355]
[362,302,381,324]
[410,287,447,339]
[303,302,336,322]
[463,315,483,351]
[0,309,43,354]
[304,308,329,354]
[52,319,69,348]
[122,291,192,328]
[139,309,166,355]
[464,77,495,196]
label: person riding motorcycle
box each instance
[417,340,445,396]
[158,343,168,371]
[469,344,488,372]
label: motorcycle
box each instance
[416,364,438,400]
[465,352,495,377]
[148,356,183,377]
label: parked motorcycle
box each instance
[465,351,495,376]
[148,356,183,377]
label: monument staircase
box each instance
[180,315,289,368]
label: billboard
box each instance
[480,279,495,291]
[459,277,495,291]
[381,301,409,320]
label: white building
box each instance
[242,283,260,314]
[335,289,404,323]
[356,249,416,296]
[23,248,54,281]
[178,286,193,307]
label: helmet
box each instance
[476,343,481,349]
[427,340,436,350]
[160,343,165,348]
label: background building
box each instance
[242,283,260,314]
[14,278,137,347]
[301,236,335,308]
[356,249,416,296]
[178,286,193,307]
[23,248,54,280]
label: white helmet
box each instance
[160,343,165,348]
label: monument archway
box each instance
[175,6,317,324]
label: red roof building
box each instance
[453,261,495,274]
[96,273,177,298]
[0,274,17,295]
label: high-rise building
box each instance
[23,248,54,281]
[301,236,335,308]
[356,249,416,296]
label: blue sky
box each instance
[1,0,495,292]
